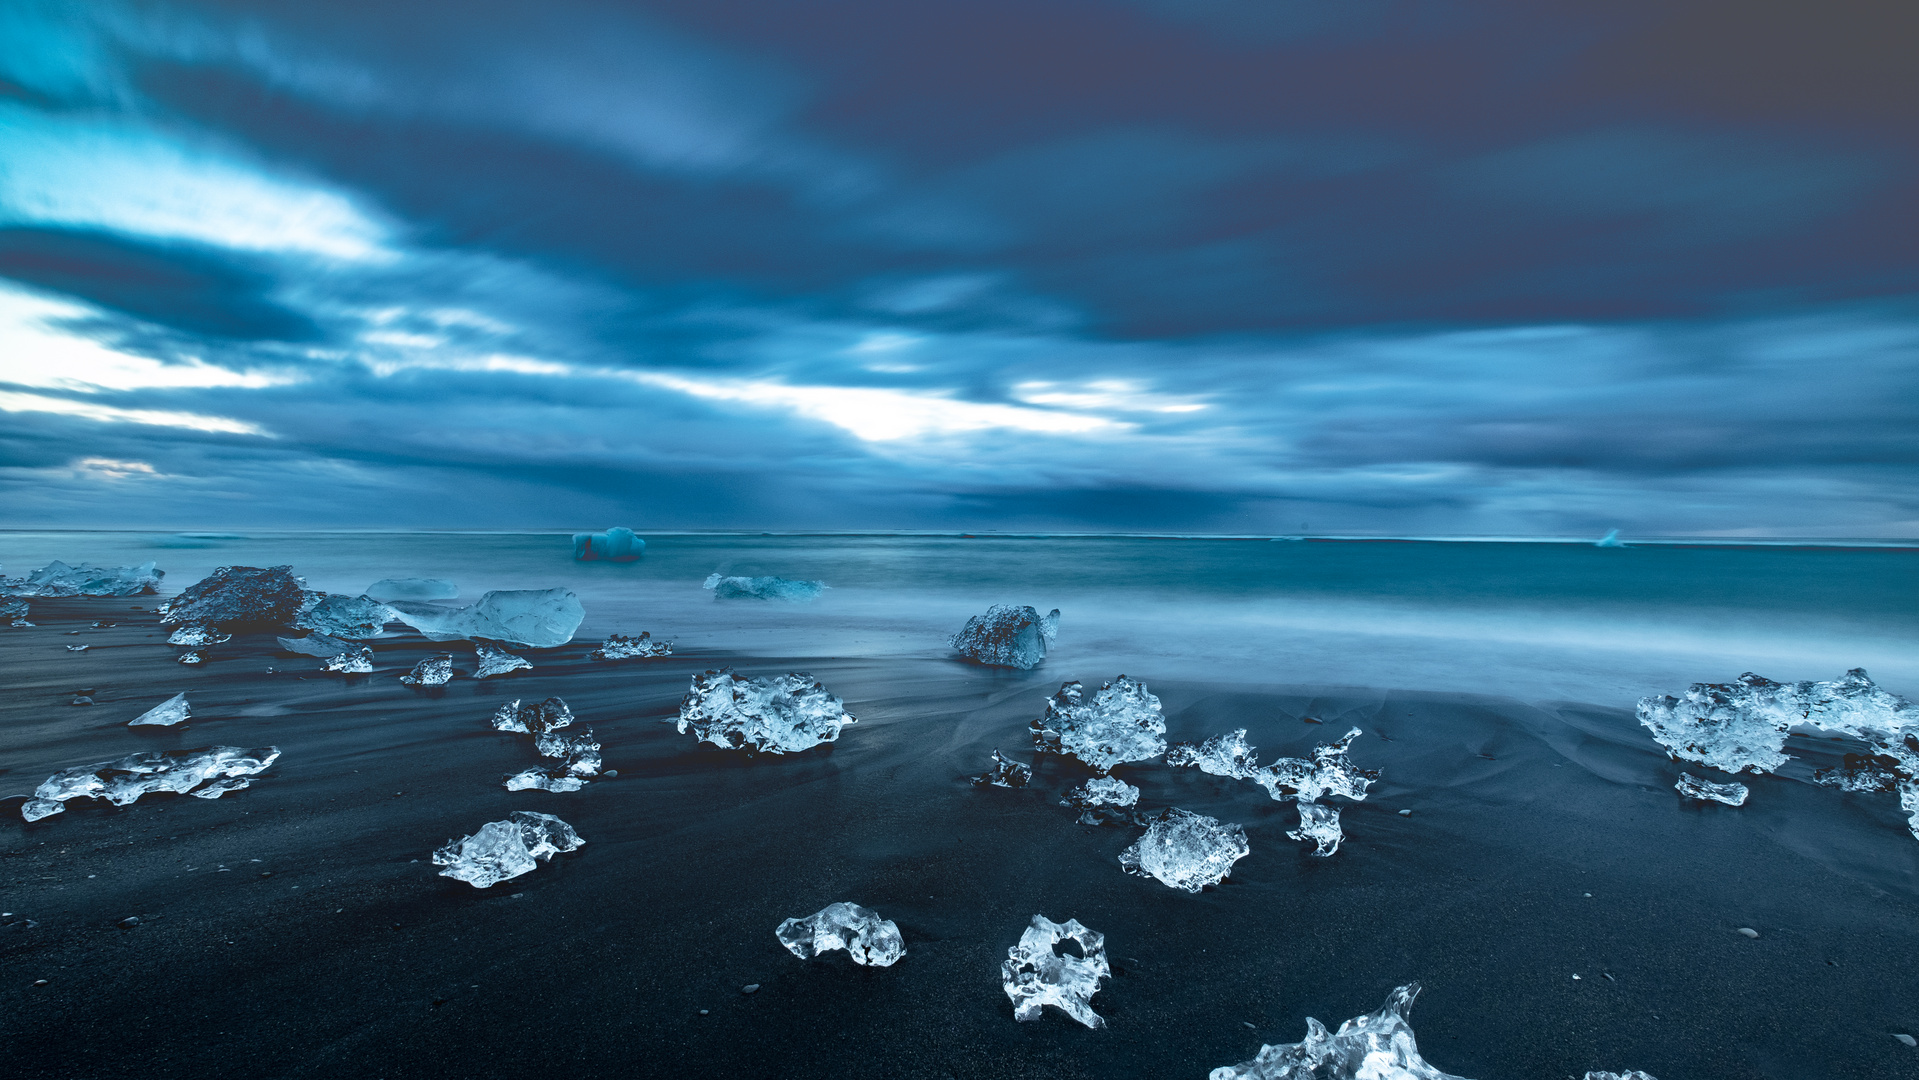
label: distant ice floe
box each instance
[389,588,585,648]
[0,560,163,597]
[1032,677,1167,773]
[22,745,280,821]
[1063,775,1141,826]
[401,654,454,686]
[128,691,190,727]
[1,598,31,626]
[322,646,374,674]
[432,810,583,888]
[365,577,458,601]
[950,604,1060,669]
[777,902,905,967]
[161,565,308,629]
[1002,914,1110,1029]
[475,642,533,678]
[1595,529,1626,548]
[1675,772,1748,806]
[591,632,673,660]
[1120,808,1250,892]
[294,593,398,639]
[677,669,855,754]
[702,573,825,601]
[973,748,1032,788]
[493,697,600,789]
[168,624,230,647]
[573,526,645,562]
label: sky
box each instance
[1,0,1915,536]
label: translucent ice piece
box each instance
[190,776,252,799]
[365,577,458,601]
[128,691,190,727]
[702,573,825,601]
[950,605,1061,669]
[1900,780,1919,842]
[1675,772,1749,806]
[972,748,1032,788]
[591,632,673,660]
[1257,728,1379,804]
[21,797,63,821]
[1,598,29,625]
[1288,802,1344,857]
[168,624,230,647]
[0,560,162,597]
[776,902,905,967]
[505,769,584,792]
[1208,983,1470,1080]
[677,669,856,754]
[475,642,533,678]
[277,632,356,657]
[1640,668,1916,775]
[1167,728,1262,780]
[1064,775,1139,808]
[1031,676,1167,773]
[27,745,280,819]
[160,565,307,629]
[534,729,601,776]
[294,593,397,639]
[573,527,645,562]
[432,810,583,889]
[401,654,454,686]
[1001,914,1110,1028]
[388,588,585,647]
[322,646,373,674]
[493,697,575,735]
[178,651,204,665]
[1584,1072,1659,1080]
[1119,808,1249,892]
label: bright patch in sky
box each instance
[1013,379,1208,414]
[0,285,294,393]
[0,389,267,435]
[74,457,161,479]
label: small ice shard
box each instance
[26,745,280,819]
[1119,808,1250,892]
[677,669,856,754]
[294,593,397,639]
[702,573,825,601]
[973,748,1032,788]
[365,577,458,601]
[388,588,585,647]
[168,624,230,647]
[277,632,356,657]
[1288,802,1344,857]
[505,769,584,792]
[322,647,374,674]
[1208,983,1470,1080]
[0,560,163,597]
[431,810,583,889]
[573,526,645,562]
[1167,728,1262,780]
[950,604,1061,669]
[65,644,89,652]
[475,642,533,678]
[1063,775,1141,826]
[190,776,252,799]
[493,697,575,734]
[400,654,454,686]
[1583,1073,1659,1080]
[22,797,64,822]
[129,692,190,727]
[1031,676,1167,773]
[159,565,306,629]
[590,632,673,660]
[776,902,905,967]
[1001,914,1110,1028]
[1595,529,1626,548]
[1256,728,1379,804]
[1675,772,1749,806]
[2,598,33,626]
[178,651,204,665]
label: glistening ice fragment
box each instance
[401,654,454,686]
[128,691,190,727]
[1,598,30,626]
[677,669,855,754]
[388,588,585,647]
[1063,775,1141,826]
[277,633,356,657]
[591,632,672,659]
[1032,676,1167,773]
[972,749,1032,788]
[432,810,583,889]
[1119,808,1250,892]
[494,697,599,787]
[1675,773,1749,806]
[294,593,397,639]
[1257,728,1378,804]
[1208,983,1469,1080]
[1002,914,1110,1029]
[1288,802,1344,856]
[168,624,230,647]
[1167,728,1262,780]
[475,642,533,678]
[24,745,280,821]
[322,647,374,674]
[950,604,1060,668]
[703,573,825,601]
[776,902,905,967]
[0,560,162,597]
[160,565,306,629]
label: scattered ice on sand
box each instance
[1584,1073,1660,1080]
[365,578,458,601]
[1288,802,1345,857]
[1675,773,1749,806]
[294,593,397,638]
[493,697,598,787]
[128,692,190,727]
[1257,728,1378,804]
[277,633,356,657]
[950,604,1060,669]
[776,902,905,967]
[1,560,162,597]
[702,573,825,601]
[432,811,583,889]
[573,527,645,562]
[591,632,673,660]
[1032,676,1167,773]
[677,669,856,754]
[160,565,306,629]
[1120,808,1249,892]
[475,642,533,679]
[533,729,601,776]
[389,588,585,647]
[168,624,230,647]
[1167,728,1262,780]
[401,654,454,686]
[1063,775,1141,826]
[1002,914,1110,1029]
[972,749,1032,788]
[2,599,34,626]
[322,646,374,674]
[1208,983,1470,1080]
[24,745,280,820]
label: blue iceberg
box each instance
[573,527,645,562]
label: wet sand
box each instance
[3,598,1917,1079]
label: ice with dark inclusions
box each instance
[1062,775,1141,826]
[1120,808,1250,892]
[1675,772,1748,806]
[1,598,30,626]
[702,573,825,601]
[573,527,645,561]
[1031,676,1167,773]
[1288,802,1345,856]
[401,654,454,686]
[1001,914,1110,1029]
[23,745,280,821]
[387,588,585,648]
[0,560,163,597]
[590,632,673,660]
[776,902,905,967]
[972,749,1032,788]
[949,604,1060,669]
[168,624,231,647]
[432,810,583,889]
[322,646,374,674]
[160,565,307,629]
[677,669,855,754]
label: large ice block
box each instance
[365,578,458,601]
[1032,676,1167,773]
[1208,983,1470,1080]
[702,573,825,601]
[1119,808,1249,892]
[573,527,645,562]
[1001,914,1110,1028]
[950,605,1060,669]
[0,560,162,597]
[590,632,673,660]
[294,593,397,639]
[677,669,856,754]
[25,745,280,820]
[128,692,190,727]
[388,588,585,647]
[160,565,307,629]
[432,810,583,889]
[776,902,905,967]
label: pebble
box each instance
[603,769,618,778]
[742,984,759,994]
[117,916,139,928]
[1894,1033,1917,1048]
[1241,1021,1256,1030]
[698,1009,709,1016]
[1397,809,1412,816]
[1737,927,1759,938]
[32,979,48,986]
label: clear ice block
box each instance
[1001,914,1110,1028]
[677,669,856,754]
[1119,808,1250,892]
[950,604,1060,669]
[1031,676,1167,773]
[776,902,905,967]
[432,810,583,888]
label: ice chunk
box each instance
[365,577,458,601]
[159,565,306,629]
[294,593,397,639]
[493,697,598,785]
[1288,802,1344,857]
[1119,807,1249,892]
[277,632,356,657]
[1257,728,1379,804]
[178,651,204,665]
[190,776,252,799]
[128,691,190,727]
[1583,1073,1658,1080]
[1640,668,1916,774]
[431,810,583,889]
[677,669,856,754]
[950,604,1061,669]
[1675,772,1749,806]
[573,526,645,562]
[1063,775,1141,826]
[1596,528,1626,548]
[1032,676,1167,773]
[590,632,673,660]
[388,588,585,647]
[776,902,905,967]
[400,654,454,686]
[1901,780,1919,842]
[1167,728,1262,780]
[972,748,1033,788]
[1001,914,1109,1028]
[65,644,89,652]
[0,560,162,597]
[2,598,32,626]
[1208,983,1469,1080]
[533,729,601,776]
[21,797,64,822]
[505,769,584,792]
[493,697,575,734]
[475,642,533,678]
[168,624,230,647]
[322,646,374,674]
[27,745,279,819]
[703,573,825,601]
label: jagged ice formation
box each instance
[1208,984,1469,1080]
[389,588,585,648]
[401,654,454,686]
[677,670,855,754]
[1002,914,1110,1029]
[432,811,583,889]
[1119,808,1250,892]
[591,632,673,659]
[0,560,162,597]
[776,903,905,967]
[128,692,190,727]
[160,565,307,629]
[973,749,1032,788]
[23,746,280,821]
[1032,676,1167,773]
[1675,773,1749,806]
[950,604,1060,669]
[475,642,533,678]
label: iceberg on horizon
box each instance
[365,577,458,601]
[1032,676,1167,773]
[1119,808,1249,892]
[0,560,163,597]
[1596,529,1626,548]
[1002,914,1110,1029]
[24,745,279,821]
[677,669,855,754]
[950,604,1060,669]
[573,527,645,562]
[161,565,307,629]
[432,810,583,889]
[388,588,585,648]
[776,902,905,967]
[703,573,825,601]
